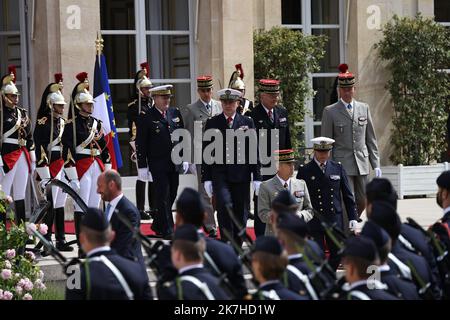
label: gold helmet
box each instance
[72,72,94,109]
[228,63,245,90]
[1,65,20,96]
[135,62,153,93]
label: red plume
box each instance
[140,62,150,75]
[8,65,17,83]
[76,72,88,82]
[235,63,244,79]
[54,73,63,83]
[338,63,348,73]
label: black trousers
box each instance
[152,170,179,236]
[308,213,343,270]
[136,180,155,212]
[213,179,250,248]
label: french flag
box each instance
[92,53,123,169]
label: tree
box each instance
[254,27,327,156]
[376,14,450,165]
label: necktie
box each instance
[284,182,288,189]
[268,110,273,122]
[162,110,167,119]
[105,203,112,222]
[347,104,353,114]
[320,162,326,173]
[206,104,211,112]
[227,117,233,128]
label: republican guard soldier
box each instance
[296,137,358,270]
[0,66,36,226]
[33,73,72,251]
[127,62,154,221]
[228,63,253,115]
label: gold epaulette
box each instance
[37,117,48,125]
[37,146,49,165]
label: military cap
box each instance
[337,64,355,88]
[369,200,402,241]
[271,190,298,210]
[276,212,308,238]
[366,178,397,208]
[173,224,200,242]
[311,136,335,151]
[81,207,109,232]
[252,236,283,256]
[217,88,242,101]
[259,79,280,94]
[342,235,378,262]
[437,170,450,190]
[176,188,205,221]
[150,84,173,96]
[274,149,295,163]
[197,75,213,89]
[361,220,390,249]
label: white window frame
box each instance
[282,0,346,148]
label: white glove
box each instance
[375,167,382,177]
[104,163,112,171]
[147,170,153,182]
[31,162,36,173]
[39,178,51,190]
[349,220,358,232]
[204,181,213,198]
[189,163,197,175]
[182,162,189,174]
[253,181,262,196]
[69,179,81,193]
[138,168,149,181]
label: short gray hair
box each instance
[104,170,122,190]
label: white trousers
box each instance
[0,152,29,200]
[51,169,68,209]
[74,161,102,211]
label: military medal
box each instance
[311,176,315,180]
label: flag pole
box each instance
[95,31,104,66]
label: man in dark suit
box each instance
[248,79,292,237]
[96,170,145,268]
[65,208,152,300]
[136,85,188,238]
[158,224,230,300]
[297,137,358,270]
[202,88,261,247]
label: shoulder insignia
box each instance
[37,117,48,125]
[128,99,137,107]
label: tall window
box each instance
[434,0,450,26]
[282,0,345,148]
[100,0,195,176]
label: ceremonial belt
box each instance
[51,146,62,152]
[3,138,26,146]
[286,265,319,300]
[89,255,134,300]
[75,119,97,154]
[261,290,280,300]
[49,118,65,150]
[388,253,412,279]
[398,234,417,253]
[77,148,100,156]
[179,275,215,300]
[348,291,371,300]
[3,108,22,140]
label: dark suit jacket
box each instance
[202,112,261,183]
[65,249,152,300]
[110,196,145,268]
[297,159,357,232]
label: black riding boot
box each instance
[55,208,73,252]
[74,211,85,258]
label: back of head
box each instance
[252,236,287,281]
[80,207,111,247]
[366,178,397,209]
[276,212,308,249]
[342,236,380,279]
[361,220,391,263]
[271,190,298,215]
[369,200,401,243]
[172,224,205,263]
[103,170,122,191]
[176,188,205,227]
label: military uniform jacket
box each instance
[135,106,184,173]
[258,176,314,235]
[321,100,380,176]
[127,97,153,141]
[180,98,222,163]
[252,280,307,300]
[346,281,399,300]
[297,159,357,231]
[33,116,65,178]
[61,115,110,179]
[158,266,230,300]
[285,255,315,299]
[1,105,35,173]
[65,249,152,300]
[249,104,292,180]
[238,98,254,116]
[202,112,261,183]
[379,267,421,300]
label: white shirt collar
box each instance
[313,157,327,168]
[200,98,211,107]
[223,112,236,121]
[106,193,124,222]
[443,206,450,215]
[340,98,354,108]
[378,264,390,272]
[348,280,369,290]
[87,246,111,257]
[179,263,204,275]
[288,253,303,260]
[276,174,290,188]
[262,104,274,115]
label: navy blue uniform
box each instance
[65,248,152,300]
[248,103,292,237]
[297,159,357,269]
[110,196,145,269]
[253,281,307,300]
[136,106,184,237]
[158,266,230,300]
[202,112,261,246]
[379,267,421,300]
[346,282,399,300]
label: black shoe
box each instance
[56,242,74,252]
[208,228,218,239]
[140,210,151,220]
